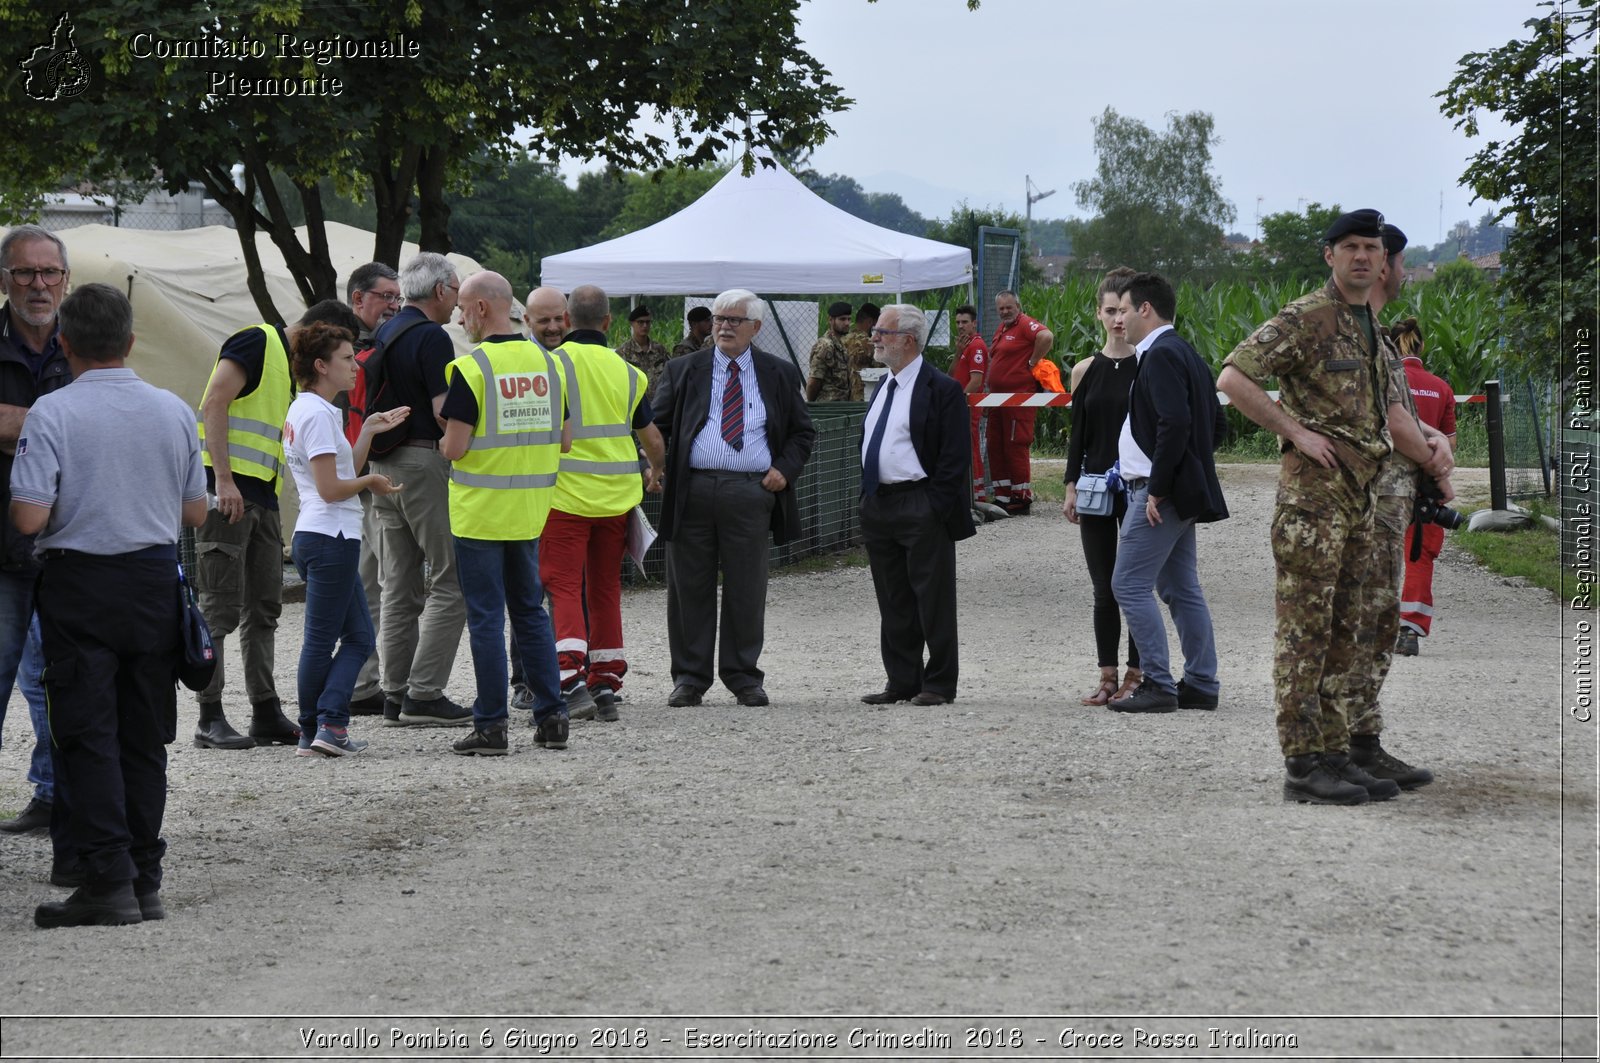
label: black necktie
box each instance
[861,378,898,494]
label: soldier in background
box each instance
[843,302,880,401]
[615,305,670,398]
[805,300,853,402]
[673,306,713,357]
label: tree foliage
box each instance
[1,1,851,323]
[1069,108,1237,284]
[1438,0,1597,377]
[1245,202,1344,287]
[602,165,730,240]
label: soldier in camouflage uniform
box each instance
[1344,224,1453,789]
[806,300,854,402]
[673,306,713,357]
[1218,209,1421,807]
[615,304,671,397]
[843,303,880,401]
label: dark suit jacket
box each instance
[653,344,816,545]
[1128,328,1229,524]
[862,359,978,542]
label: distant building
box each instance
[38,182,231,232]
[1470,251,1502,280]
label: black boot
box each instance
[36,881,141,928]
[1323,751,1401,801]
[1350,734,1434,789]
[0,796,51,833]
[193,701,255,750]
[248,696,301,746]
[1283,753,1369,805]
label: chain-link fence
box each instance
[625,403,866,584]
[1498,369,1557,501]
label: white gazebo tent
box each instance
[540,160,972,367]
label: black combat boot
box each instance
[247,696,301,746]
[1283,753,1369,805]
[1350,734,1434,789]
[1323,751,1401,801]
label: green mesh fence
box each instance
[1498,369,1557,501]
[625,402,867,583]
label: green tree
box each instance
[1438,0,1597,376]
[1246,202,1344,287]
[2,1,852,324]
[1070,108,1237,283]
[601,164,729,239]
[802,173,928,236]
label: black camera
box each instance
[1413,481,1465,531]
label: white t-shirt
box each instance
[284,392,363,539]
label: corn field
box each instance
[916,274,1506,456]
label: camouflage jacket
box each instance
[807,332,852,402]
[1224,280,1406,507]
[672,334,711,357]
[615,338,671,396]
[1374,327,1422,498]
[843,330,875,401]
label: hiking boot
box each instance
[563,681,597,720]
[1395,629,1420,656]
[0,796,51,834]
[1323,751,1400,801]
[136,890,165,921]
[1350,736,1434,789]
[592,688,620,722]
[248,697,301,746]
[397,693,472,727]
[35,882,142,928]
[453,726,509,756]
[534,715,569,750]
[1283,753,1370,805]
[309,726,368,757]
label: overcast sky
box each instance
[574,0,1537,249]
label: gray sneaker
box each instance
[592,688,620,722]
[563,682,597,720]
[397,694,473,727]
[509,683,534,713]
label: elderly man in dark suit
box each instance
[858,304,976,707]
[653,288,815,707]
[1107,272,1229,714]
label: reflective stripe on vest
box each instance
[198,324,292,494]
[552,343,647,518]
[446,338,565,540]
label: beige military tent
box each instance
[2,220,482,408]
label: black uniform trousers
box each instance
[37,551,179,894]
[861,483,959,699]
[664,470,775,693]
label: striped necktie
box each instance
[721,359,744,451]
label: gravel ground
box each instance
[0,463,1589,1062]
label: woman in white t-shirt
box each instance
[283,323,408,757]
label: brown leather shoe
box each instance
[910,691,951,706]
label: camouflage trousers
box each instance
[1270,494,1378,756]
[1345,493,1413,738]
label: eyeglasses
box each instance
[365,290,403,305]
[712,315,752,327]
[3,267,67,286]
[870,327,912,338]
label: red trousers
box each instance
[985,408,1036,508]
[1399,522,1444,636]
[538,509,629,692]
[969,410,987,501]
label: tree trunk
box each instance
[416,145,452,254]
[197,165,282,327]
[369,134,421,267]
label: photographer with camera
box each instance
[1219,210,1447,806]
[1393,319,1458,656]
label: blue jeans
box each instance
[291,532,373,730]
[1111,484,1219,696]
[453,536,562,727]
[0,571,51,801]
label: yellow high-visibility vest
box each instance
[552,340,646,518]
[198,324,292,494]
[446,338,565,540]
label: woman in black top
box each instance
[1063,268,1141,706]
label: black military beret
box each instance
[828,300,852,317]
[1382,223,1408,256]
[627,305,652,321]
[1323,208,1385,243]
[686,306,712,323]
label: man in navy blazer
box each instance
[1107,272,1229,713]
[858,304,977,706]
[653,288,815,708]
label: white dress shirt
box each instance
[861,356,928,485]
[1116,323,1173,480]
